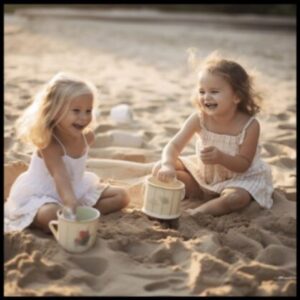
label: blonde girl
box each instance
[152,52,273,216]
[5,72,130,233]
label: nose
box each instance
[78,112,91,122]
[201,93,211,102]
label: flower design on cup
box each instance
[75,230,91,246]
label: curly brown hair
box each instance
[191,53,262,116]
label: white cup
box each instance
[49,206,100,253]
[142,176,185,219]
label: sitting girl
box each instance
[152,52,273,216]
[5,72,130,233]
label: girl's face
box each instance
[55,93,94,138]
[197,70,239,116]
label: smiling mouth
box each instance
[205,103,218,110]
[73,124,85,130]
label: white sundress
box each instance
[4,134,108,233]
[180,114,274,209]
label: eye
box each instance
[86,110,92,114]
[72,109,80,113]
[199,90,205,95]
[211,90,219,94]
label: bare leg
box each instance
[31,203,60,233]
[94,186,130,215]
[174,159,204,199]
[187,187,252,216]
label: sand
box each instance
[4,8,296,296]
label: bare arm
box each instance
[161,112,201,167]
[153,112,201,183]
[39,142,78,210]
[201,119,260,173]
[221,119,259,172]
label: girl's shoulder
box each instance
[183,112,202,132]
[37,137,64,159]
[238,114,260,145]
[189,111,202,123]
[240,113,260,132]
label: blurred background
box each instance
[4,4,296,16]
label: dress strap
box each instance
[52,133,67,156]
[238,117,256,145]
[82,133,89,148]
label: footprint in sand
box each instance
[256,244,296,268]
[68,256,108,276]
[214,246,241,264]
[219,229,263,260]
[240,226,282,248]
[108,237,153,261]
[146,239,190,266]
[259,215,296,237]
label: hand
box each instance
[157,165,176,182]
[152,161,176,183]
[151,160,162,177]
[200,146,223,165]
[63,200,78,219]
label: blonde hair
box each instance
[16,72,98,149]
[188,50,262,116]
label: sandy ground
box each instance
[4,8,296,296]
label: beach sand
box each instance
[4,9,296,296]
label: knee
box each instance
[176,170,190,183]
[33,205,59,233]
[118,188,130,208]
[175,159,186,170]
[223,191,251,211]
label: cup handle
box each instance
[49,220,59,241]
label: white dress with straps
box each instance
[180,114,273,209]
[4,134,108,232]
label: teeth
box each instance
[205,103,217,109]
